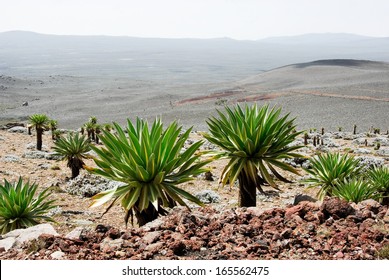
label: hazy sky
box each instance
[1,0,389,40]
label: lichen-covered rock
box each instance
[7,126,27,134]
[356,156,385,169]
[2,155,21,163]
[195,190,221,204]
[66,173,125,197]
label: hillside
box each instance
[0,58,388,132]
[0,125,388,260]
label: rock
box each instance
[384,209,389,224]
[8,126,27,133]
[354,148,371,155]
[324,140,340,148]
[293,194,318,205]
[315,145,331,153]
[23,151,47,159]
[246,207,263,217]
[65,227,85,240]
[0,237,17,252]
[1,122,24,129]
[285,201,319,219]
[284,156,309,168]
[142,219,164,232]
[142,231,162,244]
[38,163,51,170]
[203,171,214,181]
[2,155,21,163]
[0,224,58,251]
[44,152,63,160]
[353,138,371,146]
[195,190,221,204]
[22,101,29,106]
[356,156,384,169]
[321,198,355,219]
[69,220,94,227]
[66,173,124,197]
[95,224,111,233]
[145,242,164,252]
[376,148,389,157]
[373,137,389,146]
[357,199,382,214]
[115,250,126,258]
[100,238,123,252]
[301,160,312,169]
[169,240,186,255]
[50,251,65,259]
[85,150,98,158]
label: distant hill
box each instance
[259,33,383,44]
[1,31,389,83]
[238,59,389,95]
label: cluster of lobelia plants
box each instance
[1,104,388,233]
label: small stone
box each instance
[115,251,126,258]
[201,171,213,181]
[334,251,344,259]
[50,251,65,260]
[195,190,221,204]
[142,231,162,244]
[69,220,94,227]
[100,238,124,252]
[293,194,317,205]
[144,242,164,252]
[23,151,47,159]
[65,227,84,240]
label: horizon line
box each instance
[1,29,388,41]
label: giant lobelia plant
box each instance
[304,152,362,199]
[29,114,49,150]
[203,104,303,207]
[87,118,212,226]
[0,178,56,234]
[53,133,91,179]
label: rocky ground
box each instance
[0,123,388,259]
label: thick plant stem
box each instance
[71,165,80,179]
[238,172,257,207]
[36,128,44,150]
[135,204,160,226]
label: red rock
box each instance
[169,241,186,256]
[321,197,355,219]
[142,231,162,245]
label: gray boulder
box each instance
[2,155,21,163]
[0,224,58,251]
[195,190,221,204]
[44,152,63,160]
[376,148,389,157]
[8,126,27,134]
[23,151,47,159]
[354,148,371,155]
[66,173,124,197]
[356,156,385,169]
[373,137,389,146]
